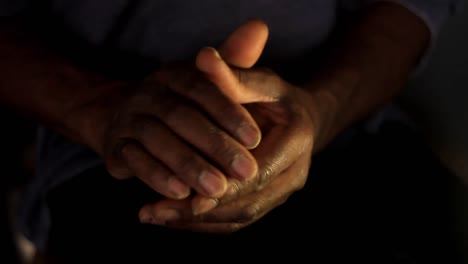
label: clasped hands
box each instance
[84,19,319,233]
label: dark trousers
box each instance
[44,122,463,263]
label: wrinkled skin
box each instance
[100,66,261,200]
[92,23,273,201]
[139,28,321,233]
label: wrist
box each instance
[304,68,360,152]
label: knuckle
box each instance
[226,181,242,200]
[239,203,261,223]
[174,153,201,176]
[256,162,276,189]
[206,130,235,160]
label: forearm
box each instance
[0,16,123,148]
[307,2,430,151]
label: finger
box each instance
[126,116,228,198]
[140,188,276,227]
[195,19,269,102]
[196,48,241,101]
[183,19,267,147]
[138,199,191,226]
[190,106,312,214]
[121,142,191,200]
[225,109,312,199]
[104,139,134,180]
[139,157,309,229]
[218,18,269,69]
[158,72,261,149]
[196,48,281,104]
[147,100,258,181]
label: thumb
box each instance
[196,47,275,104]
[196,19,271,103]
[218,18,269,69]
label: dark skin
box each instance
[139,2,431,232]
[0,3,429,233]
[0,16,263,200]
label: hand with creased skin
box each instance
[65,20,271,201]
[0,17,264,202]
[138,2,430,230]
[139,20,320,231]
[98,62,261,200]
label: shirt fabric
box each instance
[0,0,461,250]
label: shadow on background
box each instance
[399,1,468,262]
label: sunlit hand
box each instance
[83,21,269,200]
[139,20,321,233]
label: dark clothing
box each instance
[45,121,463,263]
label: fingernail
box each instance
[199,171,226,197]
[168,177,190,199]
[154,209,180,225]
[237,124,261,149]
[193,198,218,215]
[205,47,222,60]
[232,155,257,180]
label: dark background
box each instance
[1,1,467,263]
[400,2,468,261]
